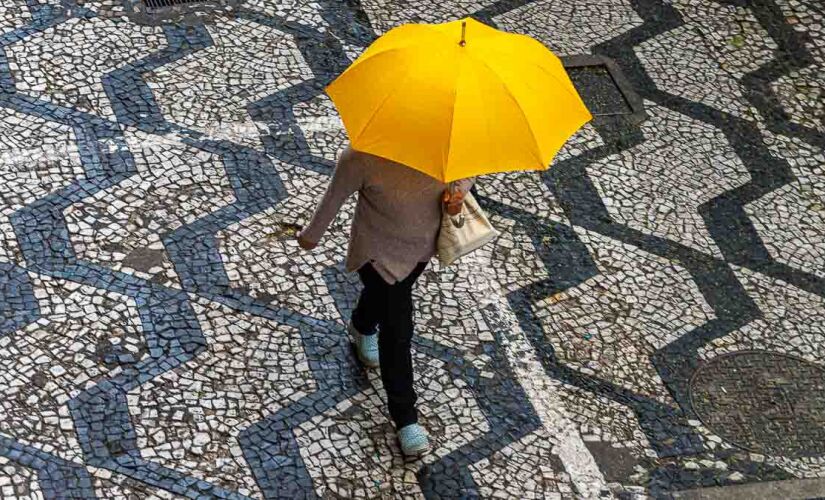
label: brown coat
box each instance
[299,145,473,283]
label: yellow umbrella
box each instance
[324,17,592,183]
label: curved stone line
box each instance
[314,0,377,48]
[236,0,397,177]
[496,235,791,489]
[0,262,39,336]
[102,23,215,131]
[536,139,797,490]
[471,0,542,25]
[3,147,240,496]
[160,140,288,293]
[593,0,825,299]
[0,4,93,92]
[231,266,373,499]
[94,13,378,498]
[714,0,824,149]
[482,197,710,455]
[0,0,91,47]
[0,435,97,499]
[2,125,240,496]
[238,7,352,175]
[236,6,359,80]
[532,0,825,487]
[510,284,707,453]
[0,1,548,498]
[0,10,249,497]
[248,78,338,175]
[236,322,372,498]
[544,143,762,399]
[414,332,544,498]
[238,392,350,500]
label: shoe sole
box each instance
[358,352,379,369]
[350,341,379,369]
[401,443,430,459]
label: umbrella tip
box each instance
[459,20,466,47]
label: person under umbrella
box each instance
[297,17,591,457]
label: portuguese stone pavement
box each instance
[0,0,823,498]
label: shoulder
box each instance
[339,144,357,164]
[339,145,375,170]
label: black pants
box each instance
[351,262,427,429]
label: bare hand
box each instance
[443,190,465,216]
[297,234,317,250]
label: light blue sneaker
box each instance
[397,423,430,457]
[349,322,379,368]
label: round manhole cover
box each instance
[690,351,825,458]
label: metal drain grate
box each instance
[143,0,205,8]
[141,0,228,12]
[124,0,239,24]
[567,64,631,115]
[562,54,646,124]
[690,351,825,458]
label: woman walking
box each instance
[297,144,471,457]
[295,13,591,459]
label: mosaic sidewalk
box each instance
[0,0,824,498]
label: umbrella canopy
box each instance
[325,17,592,183]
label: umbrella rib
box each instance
[471,55,546,168]
[481,40,584,104]
[351,65,416,144]
[442,55,464,181]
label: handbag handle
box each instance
[446,182,466,228]
[451,213,465,228]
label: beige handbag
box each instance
[437,192,500,267]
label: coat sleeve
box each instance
[298,146,364,244]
